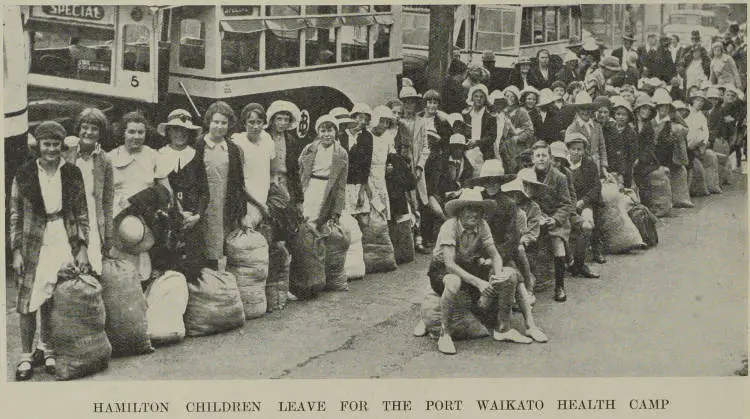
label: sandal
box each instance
[44,355,56,375]
[15,360,33,381]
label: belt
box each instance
[46,211,63,222]
[311,174,329,180]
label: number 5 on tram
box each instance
[24,5,402,145]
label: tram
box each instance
[402,4,582,91]
[22,5,402,142]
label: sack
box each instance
[341,212,366,280]
[50,267,112,380]
[356,209,397,274]
[716,152,733,185]
[420,286,489,341]
[226,228,269,319]
[389,218,416,264]
[288,221,326,299]
[700,150,722,193]
[322,220,351,291]
[184,268,245,336]
[642,166,673,218]
[628,204,659,248]
[600,183,645,254]
[714,137,731,155]
[144,271,189,345]
[689,158,710,197]
[99,258,153,356]
[266,241,291,311]
[669,165,693,207]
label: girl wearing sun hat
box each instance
[605,96,639,188]
[502,85,535,173]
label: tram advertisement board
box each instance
[34,5,114,25]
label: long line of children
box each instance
[11,55,745,378]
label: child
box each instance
[502,177,541,303]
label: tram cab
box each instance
[25,5,402,142]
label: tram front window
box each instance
[30,30,113,83]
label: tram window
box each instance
[340,25,369,62]
[123,25,150,72]
[222,30,260,73]
[342,6,370,14]
[305,28,337,66]
[266,5,301,16]
[29,30,113,83]
[305,6,337,15]
[545,8,558,42]
[374,6,392,13]
[559,7,570,40]
[179,19,205,69]
[373,23,391,58]
[402,12,429,47]
[476,7,517,52]
[532,8,544,43]
[266,29,301,69]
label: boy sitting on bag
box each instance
[413,187,541,355]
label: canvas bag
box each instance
[226,228,269,319]
[184,268,245,336]
[341,212,366,280]
[144,270,189,345]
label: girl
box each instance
[266,101,305,209]
[709,42,743,89]
[156,109,208,276]
[606,97,639,188]
[369,105,399,220]
[521,87,542,142]
[462,84,497,159]
[632,94,660,191]
[503,86,535,172]
[529,49,555,90]
[195,101,246,269]
[341,103,374,215]
[298,115,348,228]
[69,108,114,273]
[11,121,90,380]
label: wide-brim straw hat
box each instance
[633,93,656,113]
[651,88,674,107]
[582,38,599,52]
[350,102,373,119]
[466,83,490,106]
[609,95,634,117]
[444,187,498,217]
[515,167,548,189]
[489,89,506,104]
[564,132,590,147]
[537,88,559,107]
[563,50,580,63]
[572,91,596,110]
[267,100,302,130]
[688,90,713,111]
[464,159,516,188]
[672,100,689,112]
[600,56,621,72]
[501,177,529,197]
[158,109,202,137]
[706,87,723,100]
[370,105,397,128]
[112,213,156,255]
[399,86,421,100]
[329,107,356,125]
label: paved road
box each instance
[5,176,747,380]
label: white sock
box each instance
[36,341,48,352]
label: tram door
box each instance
[114,6,159,106]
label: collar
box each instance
[457,218,478,235]
[36,158,66,175]
[204,137,227,150]
[654,115,670,125]
[577,116,595,129]
[470,107,485,118]
[570,160,582,170]
[78,143,102,161]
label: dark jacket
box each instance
[535,106,564,144]
[640,46,676,83]
[509,69,531,90]
[569,157,603,208]
[603,122,639,188]
[340,129,373,185]
[483,191,521,262]
[419,111,455,153]
[462,107,497,160]
[534,166,575,227]
[555,67,579,86]
[528,66,556,90]
[428,153,474,203]
[385,153,416,218]
[679,47,711,79]
[193,139,247,229]
[611,46,640,70]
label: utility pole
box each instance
[426,5,454,101]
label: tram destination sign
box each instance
[37,5,113,24]
[221,6,260,17]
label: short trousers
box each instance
[427,260,489,302]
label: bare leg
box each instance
[493,272,518,333]
[515,244,535,292]
[515,282,536,330]
[440,274,462,337]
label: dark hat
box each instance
[691,30,701,40]
[622,32,635,42]
[34,121,66,142]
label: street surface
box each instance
[5,176,748,380]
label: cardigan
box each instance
[569,157,603,208]
[266,129,307,204]
[462,107,497,160]
[70,148,114,252]
[10,160,89,313]
[603,122,639,188]
[298,140,348,228]
[340,129,373,185]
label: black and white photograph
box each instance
[2,2,747,387]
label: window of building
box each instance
[221,22,262,73]
[265,19,304,69]
[179,18,205,69]
[402,11,430,47]
[475,7,517,52]
[305,5,337,15]
[342,5,370,14]
[559,7,570,39]
[545,8,558,42]
[28,25,114,83]
[265,5,301,16]
[340,24,370,62]
[305,27,337,66]
[123,24,150,72]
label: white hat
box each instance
[573,91,595,108]
[609,95,634,115]
[672,100,689,111]
[399,86,421,100]
[651,88,673,106]
[502,85,521,100]
[466,83,490,106]
[350,102,373,118]
[157,108,202,137]
[564,132,590,147]
[563,50,579,63]
[464,159,516,188]
[267,100,302,130]
[448,133,468,147]
[520,86,541,102]
[315,114,339,132]
[501,177,528,197]
[549,141,569,160]
[582,38,599,52]
[64,135,80,149]
[537,88,558,107]
[370,105,397,128]
[444,187,497,217]
[447,113,464,126]
[329,107,356,125]
[489,89,506,104]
